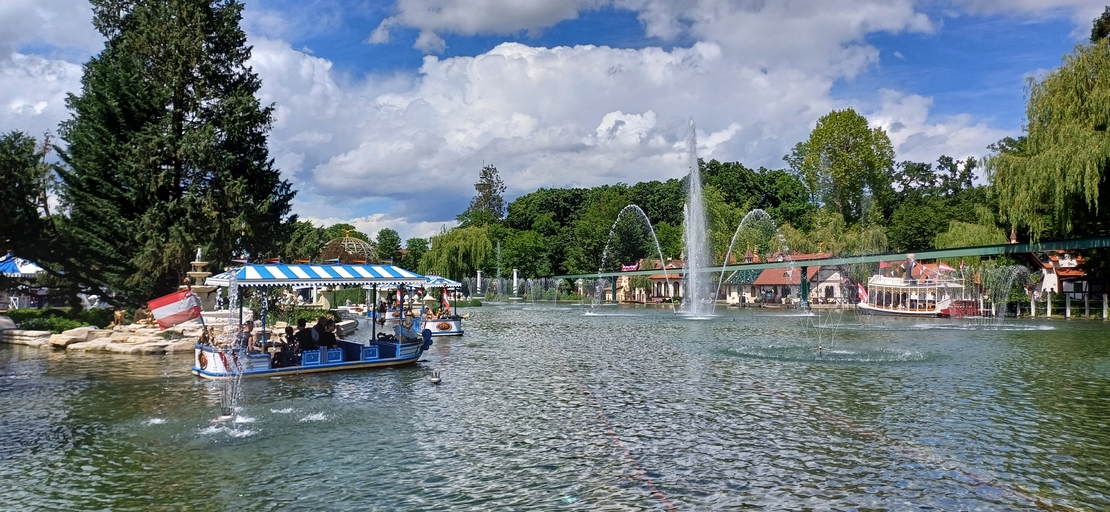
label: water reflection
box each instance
[1,307,1108,510]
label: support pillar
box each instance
[1085,292,1090,319]
[476,270,483,294]
[512,269,519,297]
[1046,291,1052,318]
[1066,294,1071,319]
[1104,293,1108,320]
[1030,295,1035,318]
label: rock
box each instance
[49,335,86,349]
[0,316,16,330]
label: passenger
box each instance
[295,318,319,352]
[318,318,339,349]
[438,307,450,319]
[234,322,253,350]
[377,300,387,325]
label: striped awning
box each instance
[205,264,425,288]
[423,275,463,289]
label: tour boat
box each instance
[366,275,465,337]
[858,274,969,318]
[192,263,432,380]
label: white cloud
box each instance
[2,0,1101,242]
[866,89,1009,164]
[372,0,601,47]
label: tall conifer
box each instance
[58,0,295,306]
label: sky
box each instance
[1,0,1105,241]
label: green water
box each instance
[2,305,1109,510]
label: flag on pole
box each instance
[857,284,868,303]
[442,290,451,310]
[147,290,201,330]
[325,258,340,264]
[265,257,281,264]
[293,258,310,264]
[231,257,248,264]
[937,262,955,272]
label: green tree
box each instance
[322,223,370,243]
[457,164,506,226]
[989,38,1110,239]
[0,132,54,263]
[56,0,295,306]
[375,228,402,263]
[502,229,552,278]
[788,108,896,225]
[419,226,492,280]
[1092,6,1110,43]
[401,237,428,270]
[282,220,327,262]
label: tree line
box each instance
[2,1,1108,308]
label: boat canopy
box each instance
[423,275,463,289]
[362,274,462,290]
[0,252,43,279]
[206,264,425,288]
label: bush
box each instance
[17,316,84,333]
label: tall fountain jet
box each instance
[682,118,711,317]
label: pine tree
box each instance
[457,164,506,226]
[57,0,295,306]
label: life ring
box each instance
[436,322,451,331]
[198,351,208,369]
[391,311,401,318]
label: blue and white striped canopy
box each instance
[424,275,463,289]
[206,264,425,288]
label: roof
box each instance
[754,266,821,286]
[422,275,463,289]
[206,264,425,288]
[723,269,762,285]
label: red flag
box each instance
[147,290,200,330]
[442,291,451,310]
[937,262,955,272]
[857,284,868,303]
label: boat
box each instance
[192,263,432,380]
[366,275,465,337]
[858,274,966,317]
[857,258,980,318]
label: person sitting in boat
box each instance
[424,307,436,320]
[234,322,253,350]
[323,319,340,348]
[294,318,319,352]
[437,307,450,319]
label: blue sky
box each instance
[0,0,1103,240]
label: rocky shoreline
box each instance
[0,323,202,354]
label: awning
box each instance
[363,274,463,290]
[0,252,43,279]
[206,264,425,288]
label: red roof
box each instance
[754,266,821,286]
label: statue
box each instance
[107,309,127,329]
[133,307,156,325]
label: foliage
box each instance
[6,307,116,332]
[281,220,328,262]
[55,0,295,307]
[788,108,896,225]
[375,228,402,263]
[0,132,56,272]
[989,39,1110,239]
[420,225,493,280]
[401,237,428,270]
[458,164,506,226]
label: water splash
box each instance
[681,118,712,318]
[592,204,676,314]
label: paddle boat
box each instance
[857,258,973,318]
[192,263,432,380]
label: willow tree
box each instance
[57,0,295,306]
[419,226,493,281]
[989,40,1110,239]
[788,108,896,225]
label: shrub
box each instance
[18,316,84,333]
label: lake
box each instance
[2,304,1108,510]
